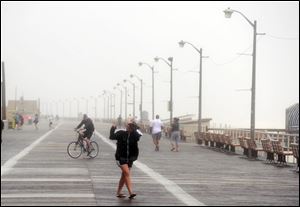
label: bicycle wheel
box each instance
[67,141,82,159]
[88,141,99,158]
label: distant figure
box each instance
[170,117,180,152]
[48,116,53,129]
[19,114,24,129]
[117,115,122,128]
[150,115,164,151]
[15,113,20,129]
[33,114,39,130]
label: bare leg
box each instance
[84,138,92,151]
[117,172,126,195]
[119,164,133,195]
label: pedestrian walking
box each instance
[33,114,39,130]
[170,117,180,152]
[15,113,20,129]
[150,115,164,151]
[109,120,142,199]
[48,116,53,129]
[117,114,123,128]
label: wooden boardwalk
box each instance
[1,121,299,206]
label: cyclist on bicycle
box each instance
[74,114,95,155]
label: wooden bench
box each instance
[194,132,205,145]
[271,140,293,165]
[261,139,275,163]
[207,133,215,147]
[238,136,249,157]
[214,134,222,149]
[246,138,264,159]
[203,132,210,146]
[180,130,190,142]
[225,135,240,153]
[194,132,201,145]
[291,143,299,172]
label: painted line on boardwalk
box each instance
[95,131,206,206]
[1,194,95,198]
[1,123,62,177]
[1,178,91,182]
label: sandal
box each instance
[170,148,175,151]
[129,193,137,199]
[116,194,126,198]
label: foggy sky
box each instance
[1,1,299,128]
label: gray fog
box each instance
[1,1,299,128]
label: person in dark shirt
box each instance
[170,117,180,152]
[75,114,95,155]
[33,114,39,130]
[109,120,142,199]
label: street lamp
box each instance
[81,97,88,115]
[178,40,208,140]
[103,90,111,120]
[59,99,65,118]
[124,79,136,118]
[73,98,80,120]
[90,96,98,121]
[224,7,261,144]
[139,62,155,120]
[130,74,143,123]
[100,91,107,121]
[117,83,128,119]
[104,90,116,120]
[114,86,123,119]
[154,56,174,126]
[66,99,72,118]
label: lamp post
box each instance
[104,90,116,120]
[103,90,110,120]
[154,56,173,126]
[178,40,208,138]
[74,98,80,120]
[66,99,72,118]
[224,8,265,158]
[59,100,65,119]
[90,96,98,121]
[114,86,123,119]
[124,79,136,118]
[81,97,88,115]
[97,94,102,120]
[130,74,143,122]
[1,61,6,120]
[224,8,261,144]
[139,62,155,120]
[117,83,128,119]
[100,92,107,121]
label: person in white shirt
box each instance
[150,115,164,151]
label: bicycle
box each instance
[67,129,99,159]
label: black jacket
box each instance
[109,126,142,162]
[76,118,95,133]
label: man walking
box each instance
[150,115,164,151]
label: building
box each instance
[6,97,40,124]
[286,103,299,134]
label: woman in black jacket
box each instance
[109,121,142,199]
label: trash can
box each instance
[8,121,15,129]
